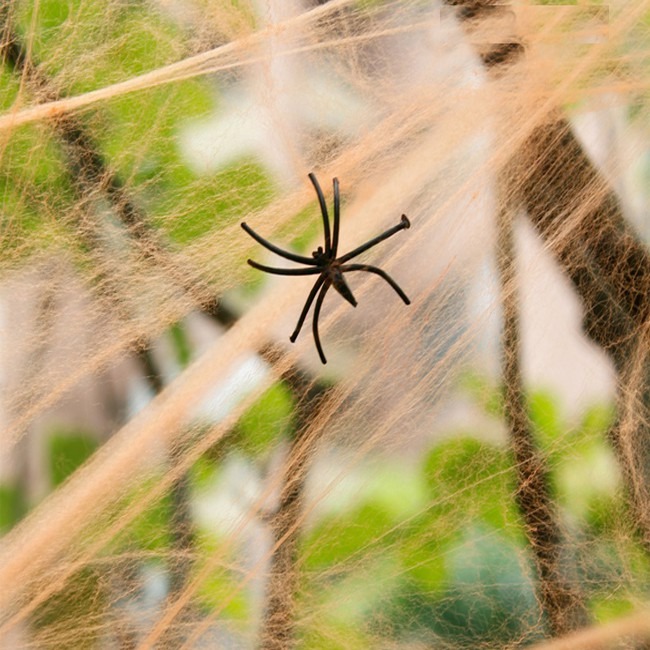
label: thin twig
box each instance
[258,358,330,650]
[496,200,588,635]
[517,121,650,551]
[446,0,650,603]
[443,1,589,635]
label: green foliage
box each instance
[17,366,637,646]
[578,402,616,439]
[170,321,192,368]
[545,400,619,528]
[161,159,274,245]
[459,371,503,418]
[194,534,251,621]
[297,379,636,646]
[528,389,563,445]
[110,479,173,553]
[0,119,76,259]
[26,0,70,31]
[0,0,645,644]
[190,451,221,490]
[304,502,395,569]
[48,430,98,487]
[299,623,370,650]
[0,67,20,111]
[17,0,184,89]
[434,526,540,642]
[11,0,278,277]
[31,567,105,650]
[458,377,621,534]
[373,438,539,643]
[423,437,521,539]
[128,491,173,552]
[283,203,322,255]
[197,570,251,621]
[591,594,636,622]
[298,434,538,645]
[234,381,295,455]
[0,483,26,533]
[387,528,541,645]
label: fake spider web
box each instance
[1,0,650,648]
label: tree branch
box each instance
[446,0,650,630]
[497,199,588,635]
[258,357,330,650]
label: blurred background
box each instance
[1,0,650,648]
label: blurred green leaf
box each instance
[0,484,26,533]
[235,381,294,455]
[303,502,394,569]
[528,390,563,444]
[32,567,105,650]
[590,594,636,622]
[555,436,621,523]
[0,122,76,259]
[0,68,20,111]
[108,477,173,553]
[548,399,620,525]
[282,201,322,254]
[400,536,448,595]
[197,569,250,621]
[24,0,71,32]
[299,623,370,650]
[459,371,503,417]
[161,159,275,245]
[194,532,250,621]
[99,80,212,184]
[578,402,616,440]
[170,321,192,368]
[423,438,520,539]
[323,555,403,627]
[126,490,172,552]
[191,451,221,491]
[385,526,541,645]
[434,526,541,643]
[48,431,98,487]
[18,0,184,91]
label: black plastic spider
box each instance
[241,173,411,364]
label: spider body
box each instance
[242,173,410,364]
[327,262,357,307]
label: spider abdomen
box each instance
[330,266,357,307]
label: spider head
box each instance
[312,246,327,263]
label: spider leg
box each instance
[308,173,332,256]
[312,279,332,364]
[290,274,326,343]
[241,222,318,265]
[247,259,323,276]
[338,215,410,264]
[340,263,410,304]
[332,177,340,258]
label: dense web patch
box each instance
[1,1,650,649]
